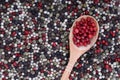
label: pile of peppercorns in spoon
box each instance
[72,16,98,47]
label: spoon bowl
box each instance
[69,15,99,52]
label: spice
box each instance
[72,16,97,47]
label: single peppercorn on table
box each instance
[61,15,99,80]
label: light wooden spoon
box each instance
[61,15,99,80]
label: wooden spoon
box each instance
[61,15,99,80]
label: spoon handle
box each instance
[61,59,77,80]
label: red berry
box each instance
[80,18,86,24]
[76,21,79,26]
[11,31,16,36]
[88,34,93,39]
[91,23,95,27]
[75,28,79,33]
[86,17,91,22]
[94,0,99,4]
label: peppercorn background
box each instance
[0,0,120,80]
